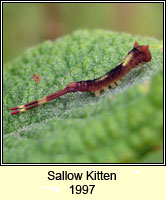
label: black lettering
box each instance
[74,173,83,180]
[48,171,55,180]
[111,173,116,180]
[87,171,95,180]
[68,173,74,180]
[103,173,110,180]
[55,172,62,180]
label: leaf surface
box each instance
[3,30,163,163]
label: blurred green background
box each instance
[3,3,163,64]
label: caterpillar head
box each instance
[122,42,151,68]
[132,41,151,67]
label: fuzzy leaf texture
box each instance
[3,30,163,163]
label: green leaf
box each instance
[3,30,163,163]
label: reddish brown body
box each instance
[64,42,151,95]
[10,42,151,114]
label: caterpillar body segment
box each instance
[10,42,151,114]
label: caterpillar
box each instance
[10,41,151,115]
